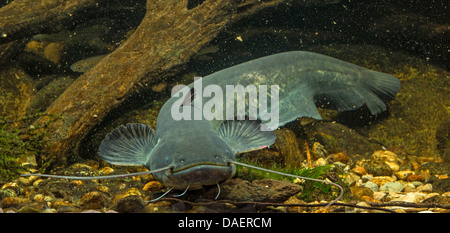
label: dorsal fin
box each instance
[181,87,196,106]
[217,118,276,155]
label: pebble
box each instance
[113,195,145,213]
[99,167,115,175]
[403,182,416,192]
[371,176,396,187]
[0,189,17,199]
[393,192,426,203]
[142,181,164,192]
[396,170,415,180]
[0,197,31,208]
[385,161,400,172]
[363,181,379,192]
[313,158,327,167]
[361,174,373,182]
[360,195,380,203]
[411,181,423,187]
[371,150,402,164]
[351,166,367,176]
[284,196,306,213]
[380,182,404,192]
[33,194,45,202]
[431,178,450,193]
[341,173,360,185]
[79,191,109,209]
[416,183,433,193]
[406,174,425,182]
[1,182,21,194]
[351,186,374,199]
[113,188,143,203]
[328,152,351,164]
[362,160,393,176]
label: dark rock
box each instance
[113,195,145,213]
[253,179,303,202]
[362,160,393,176]
[422,194,447,204]
[432,178,450,193]
[350,186,374,199]
[219,178,302,202]
[305,121,381,160]
[420,162,450,175]
[79,191,109,209]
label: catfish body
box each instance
[99,51,401,190]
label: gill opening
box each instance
[229,161,344,207]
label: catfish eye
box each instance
[164,157,170,164]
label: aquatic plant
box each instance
[0,121,30,181]
[235,159,342,202]
[0,113,61,181]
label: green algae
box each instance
[0,113,62,181]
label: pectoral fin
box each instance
[217,118,276,155]
[98,123,157,166]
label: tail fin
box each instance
[314,70,400,115]
[98,123,157,166]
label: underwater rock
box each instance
[380,182,404,192]
[350,186,374,199]
[363,181,379,192]
[351,166,367,176]
[396,170,415,180]
[361,160,393,176]
[0,196,30,208]
[142,181,164,192]
[420,162,450,175]
[406,174,425,182]
[433,178,450,193]
[112,195,145,213]
[305,121,381,160]
[43,42,65,65]
[371,150,403,164]
[218,178,302,202]
[79,191,109,209]
[392,192,426,203]
[371,176,396,187]
[284,196,306,213]
[253,179,303,202]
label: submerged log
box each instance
[29,0,286,163]
[0,0,102,44]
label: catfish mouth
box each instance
[166,162,235,190]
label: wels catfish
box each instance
[23,51,401,206]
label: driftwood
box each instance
[0,0,101,44]
[6,0,285,163]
